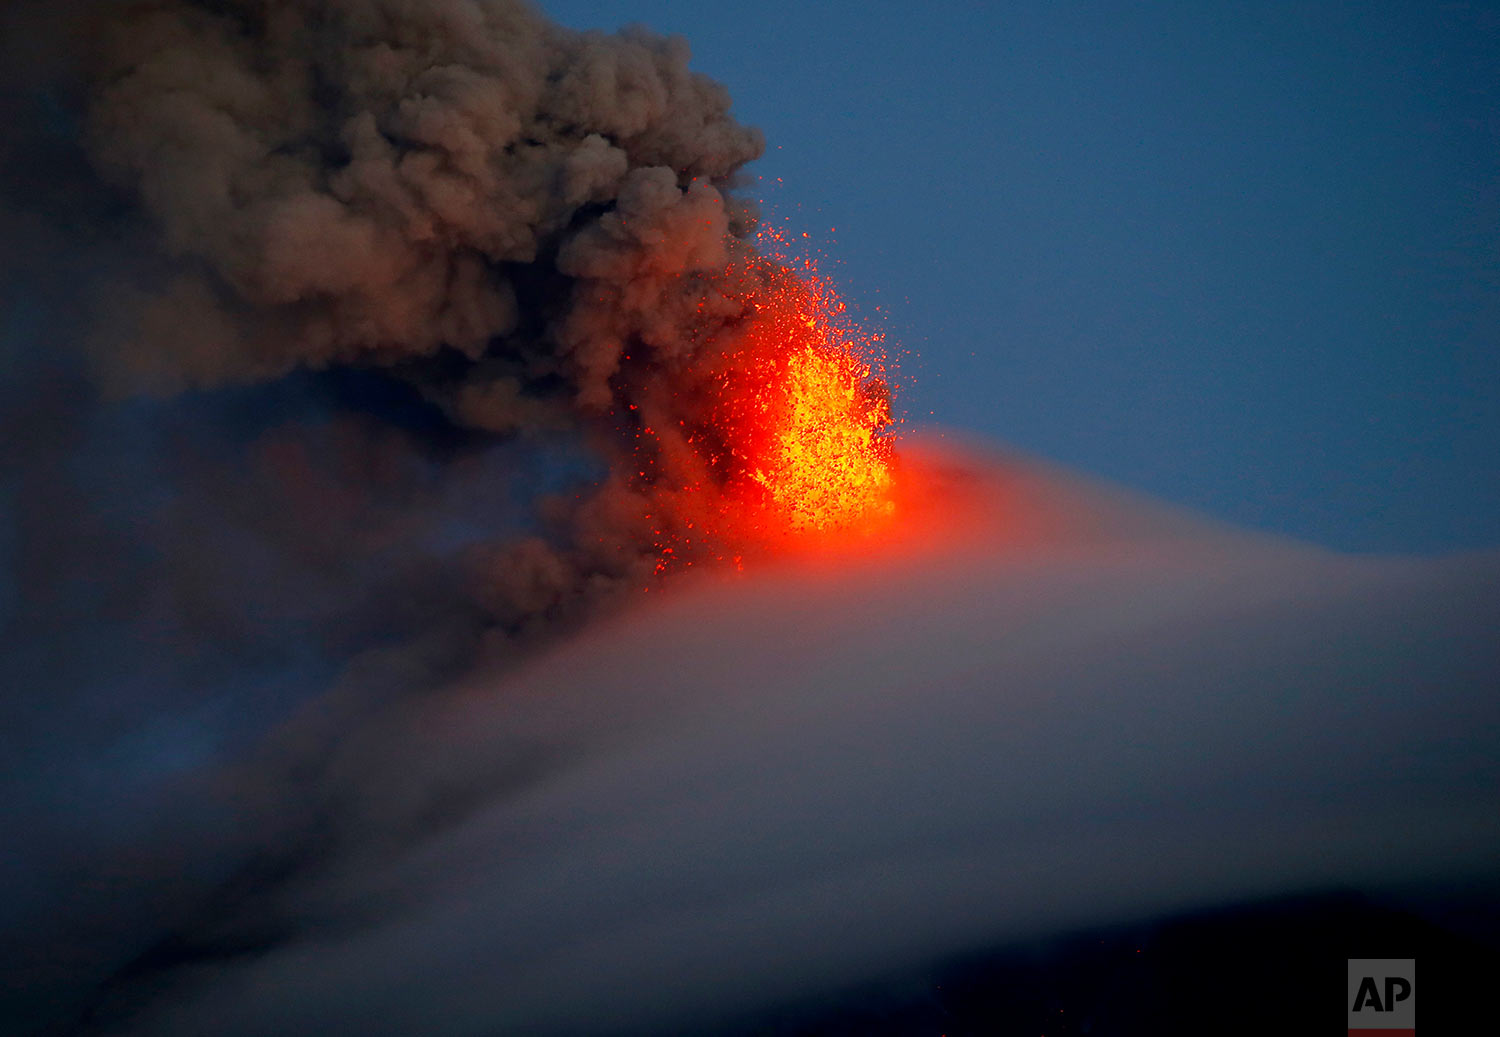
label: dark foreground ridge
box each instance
[736,886,1500,1037]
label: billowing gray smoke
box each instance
[87,0,762,398]
[2,1,783,1029]
[78,0,797,633]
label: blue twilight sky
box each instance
[546,0,1499,553]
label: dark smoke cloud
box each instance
[72,0,791,632]
[85,0,762,394]
[1,2,778,1029]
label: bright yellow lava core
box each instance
[751,344,895,532]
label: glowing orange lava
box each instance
[752,346,892,529]
[624,224,902,579]
[724,227,899,537]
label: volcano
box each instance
[83,441,1500,1035]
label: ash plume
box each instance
[86,0,762,393]
[72,0,801,634]
[1,1,784,1029]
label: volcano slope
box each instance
[76,440,1500,1036]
